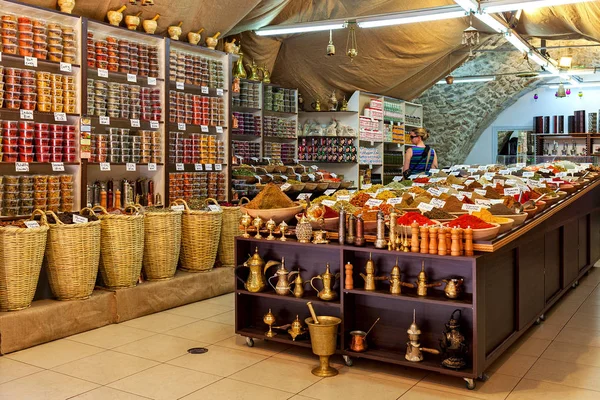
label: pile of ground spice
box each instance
[445,214,495,229]
[489,203,515,215]
[424,208,455,220]
[245,183,295,209]
[397,212,434,226]
[442,196,464,212]
[485,187,502,199]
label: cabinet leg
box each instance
[477,373,489,382]
[540,314,546,321]
[343,355,353,367]
[245,337,254,347]
[464,378,476,390]
[535,317,541,325]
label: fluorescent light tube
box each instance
[436,76,495,84]
[505,33,532,53]
[256,21,346,36]
[357,7,466,28]
[475,13,507,33]
[484,0,596,13]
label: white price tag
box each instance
[127,73,137,83]
[429,168,440,174]
[311,165,319,171]
[24,221,40,229]
[393,176,403,181]
[505,179,518,186]
[201,86,209,94]
[556,172,567,178]
[15,162,29,172]
[417,202,435,212]
[150,120,159,129]
[126,162,136,171]
[20,109,33,120]
[362,183,372,189]
[475,199,492,207]
[429,178,444,183]
[408,174,420,179]
[307,173,315,181]
[216,88,224,96]
[100,162,111,171]
[97,68,108,78]
[324,189,336,196]
[474,189,487,196]
[59,62,72,72]
[130,119,140,127]
[205,164,213,171]
[73,215,88,224]
[54,112,67,121]
[490,199,505,204]
[297,193,312,200]
[504,187,521,196]
[175,163,185,171]
[216,126,224,133]
[462,204,482,212]
[176,81,184,90]
[51,162,64,172]
[484,173,495,180]
[499,169,510,175]
[337,195,351,201]
[452,184,464,190]
[330,173,337,178]
[178,122,186,130]
[148,77,157,86]
[99,116,110,125]
[171,205,185,211]
[194,163,203,171]
[523,171,535,178]
[450,171,460,176]
[464,179,475,186]
[208,204,222,212]
[413,183,425,186]
[322,200,337,207]
[468,168,478,173]
[516,163,526,168]
[493,179,505,186]
[387,197,402,205]
[427,188,442,197]
[459,191,472,199]
[539,168,550,173]
[24,56,37,67]
[365,199,383,207]
[430,198,446,208]
[280,183,291,191]
[148,162,157,171]
[215,164,222,171]
[280,175,288,181]
[478,166,488,171]
[201,125,209,132]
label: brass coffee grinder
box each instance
[359,253,387,291]
[405,309,440,362]
[440,309,468,370]
[387,258,415,295]
[415,261,441,296]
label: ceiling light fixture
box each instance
[483,0,596,13]
[436,76,496,84]
[356,6,466,28]
[559,56,573,68]
[255,20,347,36]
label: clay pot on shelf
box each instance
[107,5,127,27]
[142,14,160,34]
[205,32,221,50]
[168,22,183,40]
[125,11,143,31]
[58,0,75,14]
[187,28,205,45]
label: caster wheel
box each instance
[478,373,489,382]
[572,283,577,289]
[464,378,476,390]
[245,337,254,347]
[343,355,353,367]
[576,281,580,287]
[540,314,546,321]
[535,318,541,325]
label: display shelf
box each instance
[232,106,262,113]
[87,68,164,84]
[236,290,341,308]
[0,53,81,70]
[345,288,473,308]
[263,110,298,118]
[168,81,227,97]
[167,122,227,134]
[167,163,225,173]
[236,327,313,349]
[88,115,163,126]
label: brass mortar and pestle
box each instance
[305,302,342,377]
[349,317,380,352]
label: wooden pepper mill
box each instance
[464,227,474,256]
[451,228,461,257]
[344,262,354,289]
[411,221,419,252]
[419,226,429,254]
[438,226,447,256]
[429,226,438,255]
[354,215,366,247]
[346,215,356,245]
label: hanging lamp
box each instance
[346,22,358,61]
[327,29,336,56]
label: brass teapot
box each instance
[267,257,298,296]
[442,277,464,299]
[246,60,260,81]
[233,51,247,79]
[310,263,340,301]
[290,268,310,298]
[238,248,279,293]
[288,315,306,341]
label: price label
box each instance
[330,173,337,178]
[24,56,37,67]
[73,215,88,224]
[474,189,487,196]
[528,179,544,188]
[427,188,442,197]
[484,173,495,180]
[462,204,482,212]
[393,176,403,181]
[201,125,209,132]
[150,120,159,129]
[15,162,29,172]
[365,199,383,207]
[215,164,222,171]
[195,163,203,171]
[489,199,505,205]
[171,205,185,211]
[429,168,440,174]
[499,169,510,175]
[468,168,478,173]
[387,197,402,205]
[478,166,488,171]
[362,183,372,189]
[459,191,473,199]
[324,189,336,196]
[205,164,213,171]
[176,81,184,90]
[322,200,337,207]
[505,179,518,186]
[99,116,110,125]
[452,184,464,190]
[307,173,315,181]
[176,163,185,171]
[126,73,137,83]
[178,122,186,130]
[539,168,550,173]
[417,202,435,212]
[493,179,505,186]
[24,221,40,229]
[556,172,567,178]
[51,162,64,172]
[148,77,157,86]
[464,179,474,186]
[208,204,222,212]
[216,88,224,96]
[337,195,351,201]
[431,198,446,208]
[430,178,445,183]
[148,162,157,171]
[201,86,209,94]
[126,162,136,171]
[450,171,460,176]
[54,112,67,122]
[409,174,420,179]
[516,163,526,168]
[100,162,111,171]
[475,199,491,207]
[254,175,262,183]
[297,193,312,200]
[20,109,33,120]
[59,62,72,73]
[130,119,141,127]
[280,183,291,191]
[216,126,224,133]
[523,171,535,178]
[97,68,109,78]
[311,165,319,171]
[280,175,288,181]
[504,187,521,196]
[439,187,451,193]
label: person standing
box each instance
[403,128,438,179]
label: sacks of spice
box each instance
[244,183,295,209]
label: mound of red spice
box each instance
[445,214,494,229]
[323,206,339,218]
[397,212,434,226]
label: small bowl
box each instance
[523,206,538,220]
[304,182,318,191]
[327,181,341,190]
[442,222,501,241]
[339,181,353,189]
[494,212,527,226]
[495,218,515,234]
[309,216,339,231]
[316,182,329,191]
[241,204,304,224]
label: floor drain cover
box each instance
[187,347,209,354]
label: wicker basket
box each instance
[45,209,101,301]
[0,209,49,311]
[93,205,144,289]
[175,198,222,272]
[142,208,182,281]
[217,199,243,268]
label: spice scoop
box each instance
[349,317,380,352]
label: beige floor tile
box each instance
[566,312,600,331]
[272,345,344,368]
[181,377,294,400]
[165,320,235,344]
[0,370,98,400]
[417,371,520,400]
[344,357,428,384]
[506,378,600,400]
[113,334,210,363]
[229,357,322,393]
[71,386,151,399]
[164,302,232,319]
[67,324,155,349]
[579,268,600,287]
[300,368,412,400]
[202,292,235,308]
[400,386,481,400]
[109,364,220,400]
[543,309,575,327]
[168,345,267,377]
[554,326,600,347]
[562,284,596,302]
[508,335,552,357]
[528,322,564,341]
[53,350,158,385]
[122,311,199,333]
[288,396,319,400]
[541,341,600,368]
[205,310,234,325]
[525,357,600,391]
[487,352,538,378]
[213,335,291,356]
[576,299,600,316]
[0,358,42,385]
[546,298,582,317]
[6,338,105,369]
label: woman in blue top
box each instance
[403,128,438,178]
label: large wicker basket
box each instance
[93,205,144,289]
[0,209,49,311]
[45,209,101,301]
[142,208,182,281]
[217,199,243,268]
[174,198,222,272]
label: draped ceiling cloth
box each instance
[17,0,600,100]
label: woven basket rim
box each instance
[47,220,102,229]
[0,225,49,233]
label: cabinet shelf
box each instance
[263,110,297,117]
[232,106,262,113]
[87,68,164,84]
[168,81,227,96]
[344,288,473,308]
[237,327,313,349]
[0,53,81,70]
[236,290,341,308]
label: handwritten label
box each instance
[148,77,157,86]
[130,119,140,127]
[201,125,209,132]
[330,173,337,178]
[490,199,505,204]
[499,169,510,175]
[324,189,336,196]
[20,109,33,120]
[362,183,372,189]
[178,122,186,130]
[216,126,224,134]
[24,56,37,67]
[125,162,136,171]
[51,162,64,171]
[462,204,482,212]
[97,68,108,78]
[430,198,446,209]
[475,199,491,207]
[175,163,184,171]
[365,199,383,207]
[59,62,72,72]
[516,163,526,168]
[24,221,40,229]
[450,171,460,176]
[464,179,475,186]
[216,88,224,96]
[297,193,312,200]
[393,176,403,181]
[417,202,435,212]
[484,173,495,180]
[311,165,319,171]
[409,174,420,179]
[100,162,110,171]
[147,162,157,171]
[176,81,184,90]
[215,164,223,171]
[430,178,445,183]
[205,164,213,171]
[429,168,440,174]
[427,188,442,197]
[99,116,110,125]
[459,191,473,199]
[387,197,403,205]
[54,112,67,122]
[468,168,478,173]
[208,204,222,212]
[280,183,291,191]
[556,172,567,178]
[504,187,521,196]
[478,166,488,171]
[127,73,137,83]
[493,179,505,186]
[539,168,550,173]
[521,171,534,178]
[150,120,159,129]
[307,173,315,181]
[194,163,203,171]
[322,199,337,207]
[201,86,209,94]
[171,205,185,211]
[337,195,351,201]
[452,184,464,190]
[474,189,487,196]
[73,215,88,224]
[15,162,29,172]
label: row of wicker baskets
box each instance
[0,199,241,312]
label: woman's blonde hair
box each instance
[411,127,430,141]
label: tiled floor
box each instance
[2,267,600,399]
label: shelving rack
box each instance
[533,133,600,164]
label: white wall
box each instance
[465,86,600,165]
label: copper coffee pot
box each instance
[349,317,380,352]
